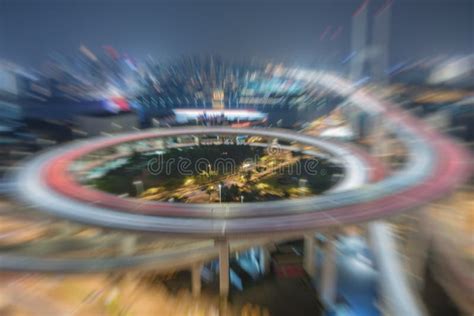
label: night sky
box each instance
[1,0,472,67]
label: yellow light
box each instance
[184,178,195,186]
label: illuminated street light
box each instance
[218,184,222,204]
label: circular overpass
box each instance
[10,70,471,239]
[13,127,382,237]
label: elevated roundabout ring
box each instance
[12,127,383,238]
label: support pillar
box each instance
[215,239,230,315]
[303,233,316,278]
[191,262,203,297]
[259,246,271,276]
[216,239,230,300]
[320,236,337,308]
